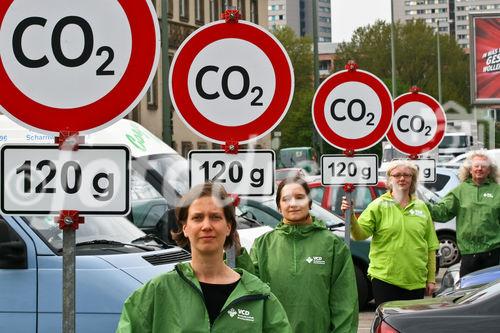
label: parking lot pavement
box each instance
[357,268,446,332]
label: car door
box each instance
[0,216,37,332]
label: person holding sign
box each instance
[426,150,499,277]
[116,182,291,333]
[341,160,439,306]
[236,176,359,333]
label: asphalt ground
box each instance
[357,267,446,333]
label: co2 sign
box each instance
[386,92,446,155]
[0,0,160,134]
[170,20,294,144]
[0,145,130,215]
[312,69,393,151]
[321,155,378,185]
[189,150,275,196]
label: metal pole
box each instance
[62,227,76,333]
[390,0,397,97]
[437,21,442,104]
[161,0,172,146]
[344,192,352,247]
[312,0,323,154]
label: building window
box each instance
[168,0,173,18]
[221,0,230,10]
[195,0,204,24]
[237,0,246,19]
[180,0,189,22]
[197,141,209,149]
[181,141,193,158]
[250,0,258,23]
[147,73,158,110]
[210,0,220,22]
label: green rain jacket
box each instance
[427,179,500,254]
[116,262,291,333]
[237,217,358,333]
[355,192,439,290]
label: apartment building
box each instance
[393,0,500,50]
[268,0,332,42]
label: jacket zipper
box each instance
[175,266,212,328]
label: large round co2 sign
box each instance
[169,20,294,144]
[0,0,160,134]
[386,92,446,155]
[312,69,393,151]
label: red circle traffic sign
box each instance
[312,69,393,151]
[0,0,160,134]
[169,20,294,144]
[386,92,446,155]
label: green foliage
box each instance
[272,26,315,148]
[335,20,470,107]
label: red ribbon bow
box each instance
[220,9,241,23]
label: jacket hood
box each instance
[275,216,327,238]
[174,262,271,296]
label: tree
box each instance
[272,26,315,148]
[335,20,470,107]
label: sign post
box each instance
[386,87,446,183]
[312,61,393,246]
[0,1,159,332]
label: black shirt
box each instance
[199,279,240,325]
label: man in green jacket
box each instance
[237,177,358,333]
[427,150,500,276]
[116,262,291,333]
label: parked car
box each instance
[371,279,500,333]
[421,167,460,198]
[237,197,373,309]
[436,264,500,297]
[308,179,460,267]
[0,214,191,333]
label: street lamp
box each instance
[436,19,448,104]
[390,0,397,98]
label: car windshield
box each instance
[455,280,500,305]
[25,215,151,253]
[439,136,468,149]
[138,154,189,196]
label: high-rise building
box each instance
[268,0,332,42]
[393,0,500,50]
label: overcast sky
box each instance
[331,0,392,43]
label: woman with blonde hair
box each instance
[341,160,439,306]
[427,150,499,276]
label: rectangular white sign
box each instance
[409,159,436,183]
[189,150,275,196]
[321,154,379,185]
[1,145,130,215]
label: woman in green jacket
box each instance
[116,182,291,333]
[237,177,359,333]
[426,150,499,277]
[341,160,439,306]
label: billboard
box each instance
[470,12,500,105]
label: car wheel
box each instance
[355,264,370,309]
[438,233,461,268]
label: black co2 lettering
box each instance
[12,16,114,76]
[195,66,263,106]
[330,99,375,126]
[396,115,431,136]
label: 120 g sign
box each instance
[321,155,378,186]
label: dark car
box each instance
[307,179,459,267]
[237,198,373,309]
[371,279,500,333]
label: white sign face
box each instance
[189,150,275,196]
[324,82,382,140]
[0,0,131,108]
[1,145,130,215]
[321,155,378,185]
[391,102,438,146]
